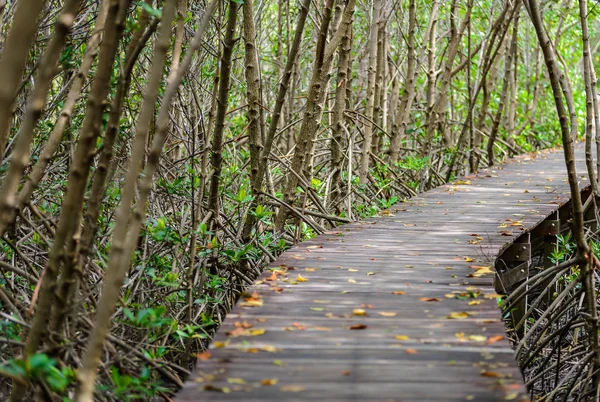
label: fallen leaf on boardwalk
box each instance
[261,345,279,352]
[463,257,475,262]
[257,318,269,322]
[296,274,308,282]
[227,327,246,337]
[313,326,332,331]
[227,378,246,385]
[453,180,471,185]
[281,385,306,392]
[468,300,481,305]
[261,378,279,386]
[348,268,359,272]
[403,223,416,227]
[266,272,278,281]
[366,272,376,276]
[380,210,394,216]
[245,328,266,336]
[395,335,410,341]
[293,322,307,330]
[486,335,504,344]
[360,304,374,308]
[468,335,487,342]
[455,332,465,340]
[391,291,406,295]
[448,312,470,319]
[468,266,494,277]
[313,299,330,304]
[378,312,397,317]
[213,341,227,348]
[273,360,284,366]
[498,223,508,228]
[405,264,414,268]
[234,321,253,329]
[444,293,456,298]
[305,268,317,272]
[240,292,263,307]
[481,371,505,378]
[272,286,284,292]
[405,348,418,355]
[342,370,351,376]
[310,307,324,311]
[352,308,368,316]
[197,351,211,360]
[505,392,519,400]
[203,385,230,393]
[348,278,357,283]
[500,230,513,236]
[420,297,441,302]
[348,324,367,330]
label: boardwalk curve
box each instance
[177,148,586,401]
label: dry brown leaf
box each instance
[197,351,211,360]
[378,312,397,317]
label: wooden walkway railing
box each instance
[176,148,585,401]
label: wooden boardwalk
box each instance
[177,148,586,401]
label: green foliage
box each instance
[1,354,75,393]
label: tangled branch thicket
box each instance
[1,0,600,400]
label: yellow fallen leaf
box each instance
[395,335,410,341]
[444,293,456,298]
[366,272,376,276]
[391,291,405,295]
[245,328,266,336]
[261,378,279,386]
[468,335,487,342]
[470,266,494,277]
[348,268,359,272]
[213,341,227,348]
[378,312,397,317]
[468,300,481,305]
[463,257,475,262]
[348,278,357,283]
[448,312,470,319]
[297,274,308,282]
[405,348,418,354]
[227,378,246,385]
[305,268,317,272]
[281,385,306,392]
[352,308,368,316]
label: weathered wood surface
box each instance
[177,148,586,401]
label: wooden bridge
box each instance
[176,147,586,401]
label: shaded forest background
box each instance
[1,0,600,400]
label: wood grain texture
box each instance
[176,147,586,401]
